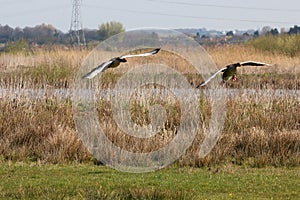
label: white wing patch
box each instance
[240,61,273,67]
[197,67,227,87]
[120,48,160,59]
[82,60,113,79]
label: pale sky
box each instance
[0,0,299,32]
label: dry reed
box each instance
[0,46,299,167]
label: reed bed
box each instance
[0,46,299,88]
[183,92,300,167]
[0,46,299,167]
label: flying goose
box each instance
[196,61,272,87]
[82,48,160,79]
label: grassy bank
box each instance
[0,163,299,199]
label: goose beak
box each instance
[232,75,237,81]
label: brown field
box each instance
[0,45,299,167]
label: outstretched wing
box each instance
[82,60,113,79]
[120,48,160,59]
[240,61,272,67]
[196,67,227,88]
[82,48,160,79]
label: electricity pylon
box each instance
[69,0,86,47]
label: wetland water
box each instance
[0,88,299,100]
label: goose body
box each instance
[82,48,160,79]
[197,61,272,87]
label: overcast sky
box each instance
[1,0,299,32]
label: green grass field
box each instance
[0,162,299,199]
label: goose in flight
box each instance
[196,61,272,88]
[82,48,160,79]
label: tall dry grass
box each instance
[0,98,90,163]
[0,46,299,167]
[0,49,89,88]
[183,92,300,167]
[0,46,299,88]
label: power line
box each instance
[83,4,298,25]
[146,0,300,13]
[0,4,70,18]
[0,0,56,9]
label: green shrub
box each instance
[5,39,28,54]
[247,34,300,57]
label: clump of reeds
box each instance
[182,90,300,167]
[0,49,89,88]
[0,96,90,163]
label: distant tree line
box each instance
[0,22,299,49]
[0,21,125,48]
[257,25,300,36]
[0,24,67,45]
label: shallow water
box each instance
[0,88,299,100]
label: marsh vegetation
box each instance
[0,44,298,168]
